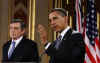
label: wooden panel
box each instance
[13,0,29,24]
[96,0,100,12]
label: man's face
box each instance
[49,11,68,32]
[10,22,24,40]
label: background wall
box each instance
[0,0,9,62]
[35,0,51,63]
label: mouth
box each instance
[52,26,58,31]
[11,33,16,37]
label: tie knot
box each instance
[11,41,15,46]
[57,35,62,40]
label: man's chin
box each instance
[53,29,56,32]
[11,37,17,40]
[53,30,59,32]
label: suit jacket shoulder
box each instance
[22,38,37,46]
[2,37,39,62]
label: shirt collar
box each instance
[12,36,23,47]
[60,26,70,39]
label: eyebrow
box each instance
[49,16,58,21]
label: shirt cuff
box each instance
[45,43,51,50]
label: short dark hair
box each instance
[49,8,67,17]
[10,19,26,30]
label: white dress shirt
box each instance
[8,36,23,56]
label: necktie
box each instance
[55,35,62,49]
[8,41,15,59]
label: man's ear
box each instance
[64,16,68,22]
[22,29,25,34]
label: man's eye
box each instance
[48,16,58,23]
[14,27,19,30]
[53,17,58,20]
[10,27,20,30]
[49,19,51,22]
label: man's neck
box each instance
[12,36,23,41]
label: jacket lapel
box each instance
[10,37,25,58]
[62,28,72,41]
[58,28,72,49]
[4,40,12,59]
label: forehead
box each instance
[10,22,20,27]
[49,11,60,19]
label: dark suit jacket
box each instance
[2,37,39,63]
[45,28,85,63]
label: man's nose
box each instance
[10,28,15,32]
[50,20,54,25]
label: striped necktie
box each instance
[8,41,15,59]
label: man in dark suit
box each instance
[2,19,39,63]
[38,8,85,63]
